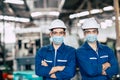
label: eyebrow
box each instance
[85,30,96,31]
[52,30,64,32]
[84,29,97,31]
[52,31,65,33]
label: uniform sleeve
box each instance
[105,48,119,78]
[35,49,52,78]
[76,49,102,77]
[55,49,76,79]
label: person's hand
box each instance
[41,60,48,66]
[56,66,65,71]
[102,70,107,75]
[50,74,56,78]
[49,66,65,74]
[102,62,111,70]
[49,67,57,74]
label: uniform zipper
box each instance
[96,48,99,56]
[54,50,57,66]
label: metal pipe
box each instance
[114,0,120,76]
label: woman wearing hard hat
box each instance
[35,19,76,80]
[76,17,119,80]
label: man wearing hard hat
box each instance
[76,17,119,80]
[35,19,76,80]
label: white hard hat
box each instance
[81,17,100,29]
[49,19,66,30]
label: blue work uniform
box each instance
[35,43,76,80]
[76,41,119,80]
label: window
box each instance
[34,0,44,8]
[34,0,60,8]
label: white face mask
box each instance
[85,34,97,43]
[50,36,64,45]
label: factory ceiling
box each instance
[0,0,120,23]
[0,0,32,21]
[59,0,116,20]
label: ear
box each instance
[64,32,66,36]
[97,31,99,34]
[50,32,52,37]
[83,32,86,36]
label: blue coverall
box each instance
[76,41,119,80]
[35,43,76,80]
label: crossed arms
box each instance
[102,62,111,75]
[41,60,65,78]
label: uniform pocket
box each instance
[57,59,67,66]
[100,55,108,63]
[89,57,97,64]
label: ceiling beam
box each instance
[75,0,88,13]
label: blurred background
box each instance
[0,0,120,80]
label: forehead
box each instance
[52,28,64,31]
[84,28,97,31]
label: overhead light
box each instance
[112,16,120,20]
[15,17,30,22]
[90,9,103,14]
[69,11,89,19]
[0,15,30,22]
[69,14,76,19]
[31,11,60,17]
[48,11,60,16]
[103,6,114,11]
[4,0,24,5]
[78,11,89,17]
[0,15,4,19]
[31,12,42,17]
[4,16,15,21]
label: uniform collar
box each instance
[48,43,65,52]
[48,44,54,51]
[83,41,103,49]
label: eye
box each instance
[59,31,65,34]
[52,31,65,35]
[84,29,97,34]
[52,31,57,34]
[84,30,91,34]
[92,30,97,33]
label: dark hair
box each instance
[50,28,66,31]
[83,28,98,31]
[83,28,99,33]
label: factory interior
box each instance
[0,0,120,80]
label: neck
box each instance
[53,43,61,50]
[88,41,97,51]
